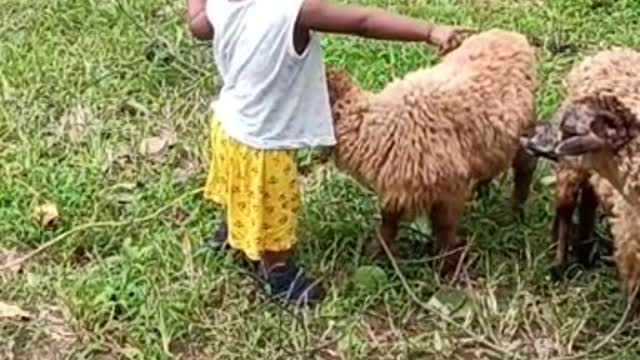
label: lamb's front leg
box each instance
[511,145,538,219]
[575,184,599,268]
[551,200,577,280]
[551,167,586,280]
[430,197,466,278]
[365,209,401,259]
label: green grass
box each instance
[2,0,640,359]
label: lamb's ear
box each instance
[589,95,640,150]
[554,106,620,155]
[555,133,607,156]
[562,94,639,152]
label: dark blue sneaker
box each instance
[205,216,228,250]
[260,260,325,306]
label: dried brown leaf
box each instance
[159,127,177,146]
[0,301,32,320]
[139,136,168,156]
[32,202,59,227]
[139,127,176,157]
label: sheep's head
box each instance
[520,95,640,161]
[325,67,356,107]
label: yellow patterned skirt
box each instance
[204,115,299,261]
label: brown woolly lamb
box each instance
[521,48,640,317]
[325,29,538,277]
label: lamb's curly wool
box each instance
[326,29,538,276]
[521,48,640,317]
[582,174,640,314]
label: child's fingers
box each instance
[437,42,457,56]
[456,27,478,35]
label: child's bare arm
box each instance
[297,0,472,54]
[186,0,214,41]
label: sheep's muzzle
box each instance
[519,123,563,161]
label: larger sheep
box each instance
[521,48,640,317]
[325,29,538,277]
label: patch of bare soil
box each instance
[0,304,82,360]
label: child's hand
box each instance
[428,25,475,56]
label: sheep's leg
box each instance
[430,198,466,278]
[618,243,640,321]
[628,294,640,321]
[510,146,538,220]
[365,210,401,259]
[624,279,640,321]
[575,184,599,268]
[551,198,577,281]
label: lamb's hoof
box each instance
[594,234,615,268]
[437,248,466,280]
[618,297,640,328]
[364,239,385,260]
[438,264,456,280]
[574,240,611,270]
[510,204,526,223]
[551,261,586,281]
[550,263,566,282]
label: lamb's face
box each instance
[554,98,640,158]
[520,96,640,162]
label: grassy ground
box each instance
[2,0,640,359]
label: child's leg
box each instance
[259,248,325,305]
[205,211,228,249]
[239,152,324,305]
[205,115,323,305]
[204,118,231,250]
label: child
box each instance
[186,0,471,306]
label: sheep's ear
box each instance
[563,94,640,152]
[555,133,607,156]
[555,107,624,156]
[590,103,639,150]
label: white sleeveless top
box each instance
[206,0,336,149]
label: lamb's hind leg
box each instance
[622,273,640,321]
[365,209,401,259]
[511,145,538,220]
[616,233,640,321]
[575,183,599,268]
[430,196,466,279]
